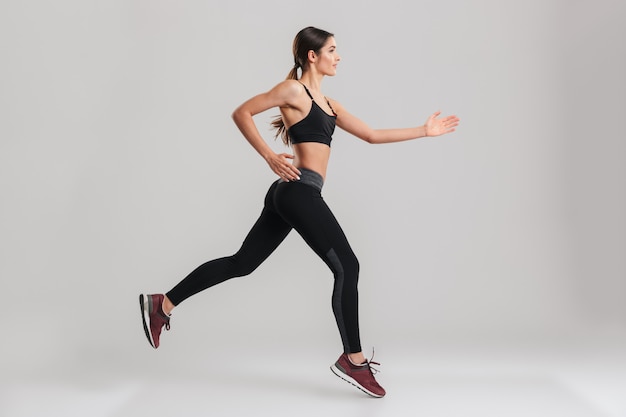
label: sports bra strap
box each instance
[299,82,314,100]
[325,97,336,115]
[299,82,337,115]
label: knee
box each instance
[228,254,258,277]
[344,252,359,277]
[327,248,359,285]
[345,254,359,285]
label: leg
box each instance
[166,182,292,306]
[273,181,361,354]
[274,181,385,398]
[140,181,291,348]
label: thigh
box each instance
[274,182,354,260]
[234,181,293,264]
[235,206,292,264]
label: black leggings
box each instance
[166,169,361,354]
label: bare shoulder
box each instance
[267,79,309,110]
[270,79,303,99]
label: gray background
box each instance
[1,0,625,414]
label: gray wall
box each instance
[1,0,624,375]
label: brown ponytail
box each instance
[271,27,334,146]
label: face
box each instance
[313,37,341,76]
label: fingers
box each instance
[430,111,458,121]
[281,154,301,179]
[425,111,460,136]
[440,117,459,134]
[445,115,460,128]
[272,153,300,181]
[279,167,300,181]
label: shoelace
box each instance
[159,305,171,331]
[366,348,381,375]
[160,313,171,331]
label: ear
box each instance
[307,49,317,64]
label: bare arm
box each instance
[231,81,302,181]
[332,100,459,144]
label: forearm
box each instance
[231,109,274,161]
[366,125,428,144]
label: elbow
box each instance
[362,132,378,144]
[231,106,249,127]
[231,107,243,123]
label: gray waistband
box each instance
[278,168,324,191]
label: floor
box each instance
[2,338,625,417]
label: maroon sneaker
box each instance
[330,351,386,398]
[139,294,170,349]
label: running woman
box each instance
[140,26,459,398]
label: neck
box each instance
[299,71,324,91]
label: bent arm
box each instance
[232,84,288,160]
[231,81,302,180]
[332,100,459,144]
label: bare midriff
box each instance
[292,142,331,180]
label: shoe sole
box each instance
[139,294,157,349]
[330,364,385,398]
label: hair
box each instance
[271,26,334,146]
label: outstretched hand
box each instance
[424,111,460,137]
[266,152,301,182]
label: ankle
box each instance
[348,352,366,365]
[162,295,175,316]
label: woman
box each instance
[140,26,459,398]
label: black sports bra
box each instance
[288,83,336,146]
